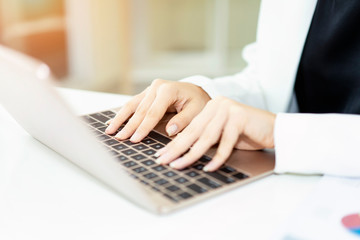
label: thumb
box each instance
[165,102,201,136]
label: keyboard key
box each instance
[82,115,96,123]
[152,165,166,172]
[105,139,119,146]
[141,160,156,166]
[150,143,164,150]
[109,150,119,156]
[123,161,137,168]
[91,122,105,128]
[198,177,221,189]
[97,134,110,141]
[97,126,107,133]
[163,171,177,178]
[199,155,211,163]
[154,179,169,185]
[101,110,115,116]
[193,164,204,170]
[122,149,137,156]
[90,113,110,123]
[143,149,156,156]
[92,130,103,136]
[130,174,138,179]
[133,144,148,151]
[141,138,156,145]
[123,140,137,146]
[232,172,249,180]
[163,193,178,202]
[166,185,180,192]
[187,184,207,194]
[140,180,149,185]
[143,173,158,179]
[133,167,146,173]
[205,172,235,184]
[116,155,128,161]
[148,131,171,144]
[220,166,236,173]
[186,171,199,178]
[152,186,160,192]
[112,144,127,151]
[131,154,146,161]
[178,192,193,199]
[175,177,188,184]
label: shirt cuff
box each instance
[179,75,219,99]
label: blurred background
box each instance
[0,0,260,95]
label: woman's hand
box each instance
[106,79,211,142]
[155,96,276,172]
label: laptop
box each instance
[0,45,275,214]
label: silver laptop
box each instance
[0,45,275,214]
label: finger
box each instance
[130,85,176,142]
[204,109,243,171]
[169,108,227,170]
[155,124,202,165]
[105,92,145,134]
[114,80,168,140]
[156,101,218,165]
[165,100,204,137]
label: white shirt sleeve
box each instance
[274,113,360,177]
[180,43,268,111]
[179,43,360,177]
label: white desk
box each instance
[0,88,321,240]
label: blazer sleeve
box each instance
[180,43,269,111]
[274,113,360,177]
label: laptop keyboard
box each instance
[82,110,249,203]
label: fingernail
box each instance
[155,153,169,165]
[115,130,126,139]
[130,132,141,142]
[105,119,112,125]
[169,157,183,169]
[203,162,215,172]
[155,157,162,164]
[155,147,166,158]
[105,125,113,134]
[166,124,178,136]
[169,162,178,169]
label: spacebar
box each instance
[204,172,235,184]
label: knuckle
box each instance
[145,108,159,120]
[185,150,201,162]
[123,101,136,111]
[157,82,175,94]
[152,78,165,86]
[201,130,219,144]
[135,105,148,116]
[229,104,243,116]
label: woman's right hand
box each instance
[105,79,211,143]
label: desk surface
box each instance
[0,88,321,240]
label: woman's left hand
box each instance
[155,96,276,172]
